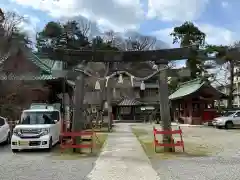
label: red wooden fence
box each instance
[153,126,184,152]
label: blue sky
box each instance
[1,0,239,68]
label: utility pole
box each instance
[158,64,174,152]
[72,72,85,152]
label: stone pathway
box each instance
[87,123,160,180]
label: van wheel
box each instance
[57,136,61,144]
[47,137,53,151]
[225,121,233,129]
[5,132,11,144]
[12,149,19,153]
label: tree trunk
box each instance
[227,61,234,109]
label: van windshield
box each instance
[20,111,60,125]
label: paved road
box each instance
[0,144,96,180]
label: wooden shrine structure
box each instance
[169,78,228,125]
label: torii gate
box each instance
[49,46,217,152]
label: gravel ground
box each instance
[132,123,240,156]
[0,144,96,180]
[152,156,240,180]
[131,123,240,180]
[2,123,240,180]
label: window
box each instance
[234,112,240,117]
[144,89,155,97]
[0,118,5,126]
[233,97,239,104]
[120,107,131,114]
[20,111,60,125]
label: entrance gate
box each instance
[49,46,211,152]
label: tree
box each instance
[125,32,156,51]
[36,20,90,53]
[170,21,206,79]
[205,44,239,108]
[37,21,120,131]
[102,31,159,76]
[168,77,179,94]
[0,9,33,122]
[0,10,31,61]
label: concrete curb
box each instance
[171,122,205,127]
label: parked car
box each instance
[212,110,240,129]
[11,104,61,152]
[0,116,11,144]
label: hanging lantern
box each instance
[118,74,123,84]
[140,81,145,90]
[113,88,116,97]
[105,76,110,87]
[104,101,108,109]
[95,80,101,90]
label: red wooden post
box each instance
[153,127,184,152]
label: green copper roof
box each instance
[169,78,205,100]
[0,51,64,80]
[27,52,63,75]
[27,52,53,74]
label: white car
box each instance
[11,105,61,152]
[0,116,11,144]
[212,110,240,129]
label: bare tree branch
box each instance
[125,33,156,51]
[78,19,91,37]
[2,11,27,37]
[0,10,29,60]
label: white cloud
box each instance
[21,15,40,32]
[147,0,209,21]
[152,27,175,46]
[153,23,237,47]
[199,24,236,45]
[174,60,186,68]
[18,15,40,44]
[221,1,229,8]
[11,0,145,32]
